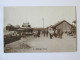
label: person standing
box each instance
[33,31,37,37]
[43,30,45,37]
[48,28,54,39]
[55,29,58,37]
[45,29,48,37]
[37,29,40,37]
[59,29,63,39]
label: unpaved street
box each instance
[5,33,76,52]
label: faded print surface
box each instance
[4,6,77,53]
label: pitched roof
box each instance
[51,20,73,28]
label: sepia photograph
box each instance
[4,6,77,53]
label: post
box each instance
[42,17,44,29]
[42,17,45,37]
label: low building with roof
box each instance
[49,20,73,32]
[22,22,31,27]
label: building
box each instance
[22,22,31,27]
[50,20,73,32]
[72,20,76,35]
[16,22,33,34]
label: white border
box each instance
[0,0,80,60]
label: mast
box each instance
[42,17,44,29]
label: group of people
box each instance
[33,29,41,37]
[48,28,63,39]
[33,28,63,39]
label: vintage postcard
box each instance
[4,6,77,53]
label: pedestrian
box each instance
[59,29,63,39]
[37,29,40,37]
[55,29,58,37]
[33,31,37,37]
[45,29,48,37]
[43,30,45,37]
[48,28,54,39]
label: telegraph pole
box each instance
[42,17,45,37]
[42,17,44,29]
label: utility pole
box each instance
[42,17,45,37]
[42,17,44,29]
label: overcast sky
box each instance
[4,6,76,28]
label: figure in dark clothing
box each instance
[37,30,40,37]
[58,29,63,39]
[48,29,54,39]
[43,30,45,37]
[54,29,58,37]
[46,30,48,37]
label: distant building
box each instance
[6,24,15,31]
[17,22,33,34]
[72,20,76,27]
[22,22,31,27]
[50,20,73,32]
[15,25,20,28]
[72,20,76,34]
